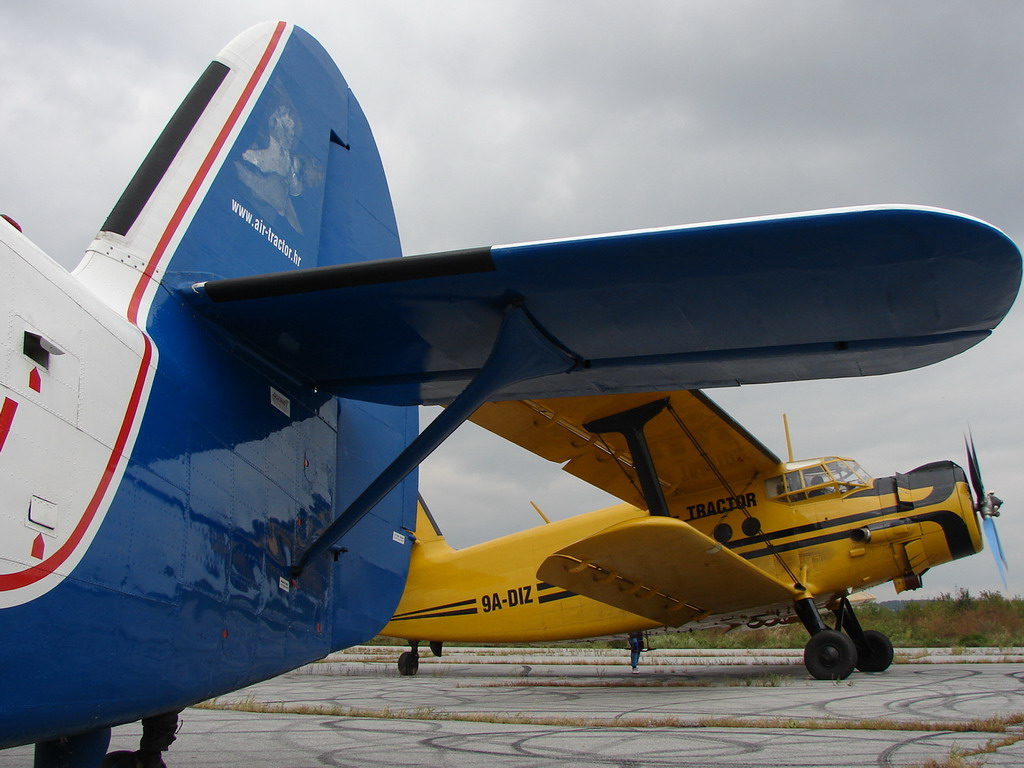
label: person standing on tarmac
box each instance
[628,632,644,673]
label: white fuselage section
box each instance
[0,221,151,608]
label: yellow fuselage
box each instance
[382,460,981,644]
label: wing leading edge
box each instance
[187,206,1022,406]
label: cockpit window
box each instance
[825,459,870,491]
[765,458,871,503]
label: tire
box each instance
[854,629,894,673]
[397,650,419,676]
[804,629,857,680]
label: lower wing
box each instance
[537,516,801,626]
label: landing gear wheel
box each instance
[397,650,420,676]
[854,629,894,673]
[804,629,857,680]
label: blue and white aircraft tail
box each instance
[1,21,1020,764]
[2,21,414,761]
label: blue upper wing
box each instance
[185,206,1021,406]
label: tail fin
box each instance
[75,21,399,323]
[414,496,452,550]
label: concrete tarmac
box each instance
[4,647,1024,767]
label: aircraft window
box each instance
[802,467,834,498]
[850,461,871,483]
[765,476,786,497]
[774,471,805,501]
[802,467,829,486]
[825,460,854,483]
[825,460,871,491]
[766,459,869,503]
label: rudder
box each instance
[75,21,400,322]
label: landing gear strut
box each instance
[833,596,894,673]
[795,596,893,679]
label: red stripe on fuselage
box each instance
[0,398,18,454]
[127,20,287,325]
[0,22,289,592]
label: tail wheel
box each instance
[804,629,857,680]
[397,650,420,676]
[854,629,894,672]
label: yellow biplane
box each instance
[382,389,1002,679]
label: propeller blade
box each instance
[982,515,1009,591]
[965,434,985,502]
[965,435,1007,590]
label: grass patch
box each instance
[695,713,1024,733]
[369,590,1024,651]
[466,672,792,689]
[906,747,985,768]
[905,731,1024,768]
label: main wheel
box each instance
[854,629,894,673]
[397,650,420,676]
[804,629,857,680]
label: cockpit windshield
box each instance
[764,457,871,503]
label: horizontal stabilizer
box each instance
[537,516,801,626]
[189,206,1022,405]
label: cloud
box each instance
[3,1,1020,602]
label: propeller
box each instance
[966,435,1008,589]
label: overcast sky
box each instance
[2,2,1021,601]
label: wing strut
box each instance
[291,302,580,577]
[579,396,805,591]
[664,401,804,590]
[583,398,672,518]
